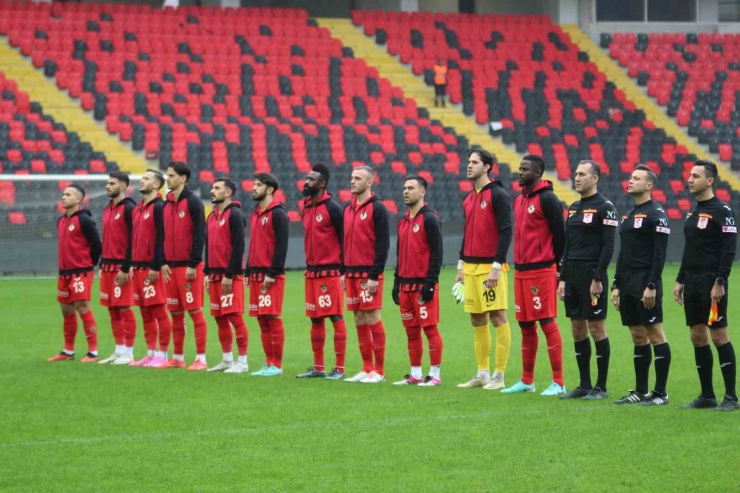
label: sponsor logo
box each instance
[413,224,420,233]
[320,284,328,293]
[634,217,643,228]
[210,303,220,310]
[167,298,179,305]
[527,204,535,214]
[249,304,258,310]
[58,290,69,297]
[531,285,539,295]
[347,297,359,304]
[179,210,185,218]
[306,303,316,311]
[114,213,120,220]
[698,217,709,229]
[68,224,75,232]
[480,200,488,209]
[316,214,323,223]
[594,309,603,315]
[725,217,736,226]
[606,210,617,219]
[603,219,618,227]
[401,312,414,321]
[360,212,367,220]
[658,218,668,226]
[723,226,738,233]
[583,212,593,224]
[261,216,268,226]
[100,292,109,300]
[656,226,670,234]
[133,294,140,301]
[515,304,521,312]
[649,317,657,323]
[184,283,191,291]
[219,219,225,226]
[144,212,150,220]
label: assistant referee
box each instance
[674,160,738,412]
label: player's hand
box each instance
[642,286,656,310]
[222,276,232,295]
[590,280,602,299]
[421,282,435,302]
[244,276,249,287]
[711,282,725,304]
[455,269,463,284]
[340,275,346,291]
[147,269,159,284]
[611,288,620,311]
[366,279,378,294]
[673,282,684,306]
[115,270,131,286]
[161,265,171,284]
[186,266,197,281]
[484,268,500,289]
[557,281,566,301]
[264,275,275,289]
[204,276,210,290]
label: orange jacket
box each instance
[434,64,447,85]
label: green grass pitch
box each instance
[1,264,739,492]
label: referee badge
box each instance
[698,217,709,229]
[413,224,420,233]
[634,217,643,228]
[480,200,488,209]
[528,205,535,213]
[531,286,539,295]
[583,212,593,224]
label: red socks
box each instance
[542,320,564,386]
[423,325,443,366]
[269,317,285,369]
[191,310,208,354]
[369,321,385,376]
[229,313,248,357]
[405,326,423,367]
[311,320,326,370]
[172,312,186,355]
[121,309,137,349]
[356,323,374,373]
[520,322,539,385]
[152,304,172,352]
[108,308,125,346]
[63,314,78,353]
[258,317,273,366]
[80,310,98,353]
[140,306,158,352]
[216,316,233,353]
[332,319,347,372]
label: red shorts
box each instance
[166,264,205,312]
[399,285,440,328]
[99,270,134,307]
[305,276,343,317]
[132,269,167,307]
[209,275,245,317]
[249,276,285,317]
[346,276,384,312]
[514,266,558,322]
[57,272,94,303]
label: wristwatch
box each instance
[647,283,656,290]
[715,278,726,286]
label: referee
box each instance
[558,160,618,400]
[674,160,738,412]
[611,165,672,406]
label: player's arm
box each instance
[595,202,617,281]
[559,205,573,282]
[227,208,246,278]
[423,211,443,285]
[121,200,135,273]
[490,187,513,264]
[203,213,212,275]
[151,201,166,271]
[649,213,670,285]
[327,200,345,274]
[186,194,205,267]
[369,202,390,281]
[541,191,566,268]
[392,225,400,305]
[268,206,289,278]
[79,213,102,266]
[717,205,737,282]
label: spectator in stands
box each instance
[434,59,448,108]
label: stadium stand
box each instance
[0,2,518,221]
[355,10,740,217]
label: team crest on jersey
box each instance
[531,285,539,296]
[583,212,593,224]
[179,210,185,218]
[698,217,709,229]
[480,201,488,209]
[185,283,191,291]
[413,224,420,233]
[219,219,225,226]
[115,213,120,220]
[417,296,426,305]
[316,214,324,223]
[360,212,368,220]
[143,277,150,285]
[68,224,75,231]
[261,217,268,226]
[320,284,328,293]
[144,212,150,220]
[528,205,535,214]
[260,284,268,294]
[360,281,368,290]
[634,217,643,228]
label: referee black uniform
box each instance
[612,199,671,404]
[678,194,738,411]
[559,191,617,399]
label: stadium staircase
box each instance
[319,17,580,205]
[0,38,147,173]
[564,25,740,194]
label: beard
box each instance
[108,190,121,199]
[302,185,317,197]
[211,197,224,204]
[252,192,265,202]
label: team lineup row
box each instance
[49,151,738,411]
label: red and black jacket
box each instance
[163,185,205,268]
[303,191,343,278]
[100,197,135,273]
[343,193,390,280]
[513,180,565,271]
[246,200,289,281]
[459,180,513,264]
[57,209,102,277]
[131,196,166,271]
[395,203,443,291]
[205,201,246,279]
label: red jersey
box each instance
[206,201,246,278]
[459,180,512,264]
[395,204,443,290]
[131,196,165,271]
[100,197,135,273]
[246,200,288,281]
[57,209,102,277]
[163,185,205,268]
[302,191,343,278]
[343,193,390,280]
[513,180,566,271]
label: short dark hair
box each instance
[67,183,86,199]
[168,161,191,182]
[312,163,330,186]
[469,149,495,172]
[109,171,130,187]
[215,176,237,194]
[405,175,428,190]
[579,159,601,178]
[523,154,546,175]
[694,159,718,182]
[146,168,165,190]
[634,164,657,185]
[254,172,279,192]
